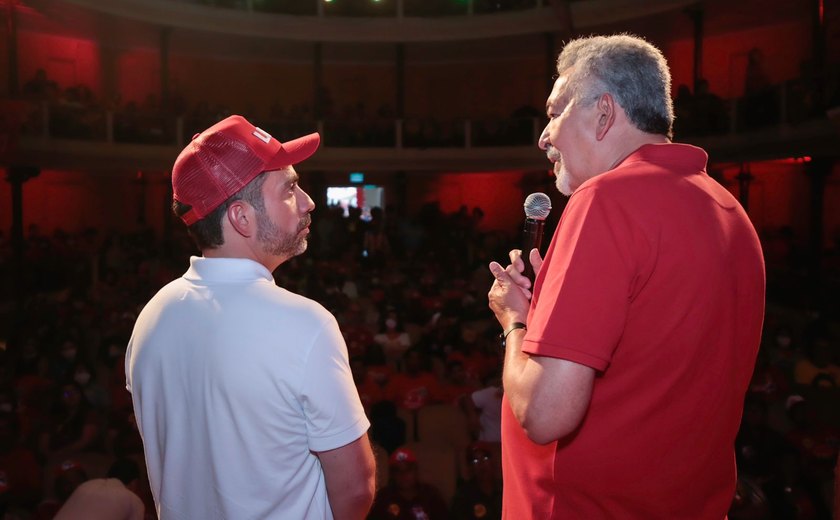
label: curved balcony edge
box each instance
[60,0,698,42]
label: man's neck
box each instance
[605,131,670,171]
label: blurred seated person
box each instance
[727,475,770,520]
[447,327,499,387]
[33,460,88,520]
[351,355,385,414]
[70,360,109,411]
[374,309,412,370]
[794,334,840,388]
[103,336,132,412]
[341,303,375,359]
[48,340,83,384]
[106,407,144,460]
[15,339,55,438]
[0,411,43,511]
[437,360,478,405]
[734,395,790,484]
[747,352,790,404]
[39,382,103,460]
[54,458,144,520]
[451,442,502,520]
[784,395,840,487]
[369,400,406,455]
[460,370,502,444]
[386,349,441,411]
[367,446,449,520]
[364,344,394,388]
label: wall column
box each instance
[396,43,405,119]
[5,165,40,339]
[313,42,324,119]
[160,27,172,108]
[686,4,704,90]
[805,157,831,298]
[544,33,555,92]
[5,0,19,97]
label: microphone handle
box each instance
[522,218,545,284]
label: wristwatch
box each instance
[500,322,527,348]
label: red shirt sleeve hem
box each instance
[522,339,610,372]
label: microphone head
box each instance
[524,192,552,220]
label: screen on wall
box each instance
[326,185,384,221]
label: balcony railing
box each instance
[21,105,544,150]
[14,79,830,152]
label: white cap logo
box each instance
[252,127,272,144]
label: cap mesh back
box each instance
[174,132,265,219]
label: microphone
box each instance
[522,192,552,284]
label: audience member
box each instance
[460,371,502,444]
[352,355,386,414]
[794,334,840,388]
[368,447,449,520]
[451,442,502,520]
[437,360,478,405]
[375,308,413,369]
[0,412,43,512]
[39,382,103,461]
[33,461,88,520]
[386,348,442,411]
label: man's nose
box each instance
[299,189,315,213]
[538,126,550,151]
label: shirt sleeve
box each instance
[470,387,492,409]
[300,314,371,452]
[523,185,639,371]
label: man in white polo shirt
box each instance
[126,115,375,519]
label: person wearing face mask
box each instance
[374,310,412,370]
[71,361,109,411]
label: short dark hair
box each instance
[173,172,269,250]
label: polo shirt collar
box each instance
[617,142,708,173]
[183,256,274,283]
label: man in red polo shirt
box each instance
[487,34,765,518]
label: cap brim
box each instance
[266,132,320,170]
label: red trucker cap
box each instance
[172,115,320,225]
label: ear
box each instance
[226,200,255,238]
[594,93,617,141]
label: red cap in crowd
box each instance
[389,447,418,466]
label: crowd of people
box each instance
[0,185,837,517]
[1,34,838,519]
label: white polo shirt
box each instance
[126,257,369,520]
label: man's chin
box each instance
[554,172,573,197]
[293,238,309,256]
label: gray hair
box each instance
[556,34,674,139]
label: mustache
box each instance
[546,145,562,162]
[297,215,312,232]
